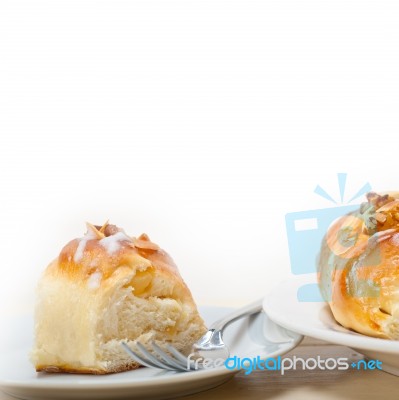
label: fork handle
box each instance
[209,298,264,331]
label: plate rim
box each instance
[264,276,399,354]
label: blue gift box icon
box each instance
[285,173,373,302]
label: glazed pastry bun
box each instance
[318,192,399,339]
[31,223,207,374]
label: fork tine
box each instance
[136,342,178,371]
[121,342,175,371]
[165,344,187,363]
[150,342,189,371]
[165,344,202,370]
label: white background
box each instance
[1,1,399,315]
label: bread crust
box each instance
[54,227,192,300]
[318,192,399,339]
[36,363,140,374]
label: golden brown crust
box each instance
[52,222,192,301]
[318,192,399,339]
[36,363,140,374]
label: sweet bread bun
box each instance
[318,192,399,339]
[30,223,207,374]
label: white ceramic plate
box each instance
[264,275,399,376]
[0,306,302,400]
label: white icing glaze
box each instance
[99,231,131,254]
[73,229,96,263]
[89,258,99,267]
[87,271,102,289]
[391,233,399,246]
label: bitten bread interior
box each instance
[31,222,207,374]
[318,192,399,339]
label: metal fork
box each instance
[121,298,263,372]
